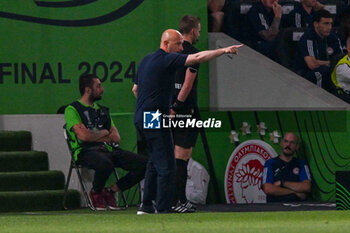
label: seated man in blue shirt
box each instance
[243,0,283,59]
[262,132,311,202]
[295,9,342,90]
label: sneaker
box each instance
[89,190,107,211]
[182,200,196,211]
[102,188,122,211]
[137,203,156,215]
[171,201,195,213]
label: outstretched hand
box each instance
[223,44,244,55]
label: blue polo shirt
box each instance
[285,2,314,28]
[244,2,275,45]
[262,156,311,202]
[134,49,188,124]
[263,157,311,184]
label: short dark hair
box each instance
[179,15,200,35]
[313,9,333,23]
[79,74,98,96]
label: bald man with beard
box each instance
[134,29,242,214]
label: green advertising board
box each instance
[0,0,208,114]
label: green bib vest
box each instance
[69,101,112,157]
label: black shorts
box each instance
[172,108,199,149]
[172,127,199,149]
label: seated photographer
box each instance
[262,132,311,202]
[64,74,147,210]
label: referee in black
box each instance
[171,15,202,212]
[134,29,242,214]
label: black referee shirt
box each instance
[173,40,200,109]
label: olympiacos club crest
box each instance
[225,140,277,204]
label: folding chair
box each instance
[62,125,128,210]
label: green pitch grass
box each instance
[1,208,350,233]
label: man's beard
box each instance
[89,94,101,102]
[283,147,294,156]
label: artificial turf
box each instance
[1,208,350,233]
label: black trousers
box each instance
[135,123,176,212]
[302,65,330,90]
[78,146,148,192]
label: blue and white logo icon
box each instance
[143,110,162,129]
